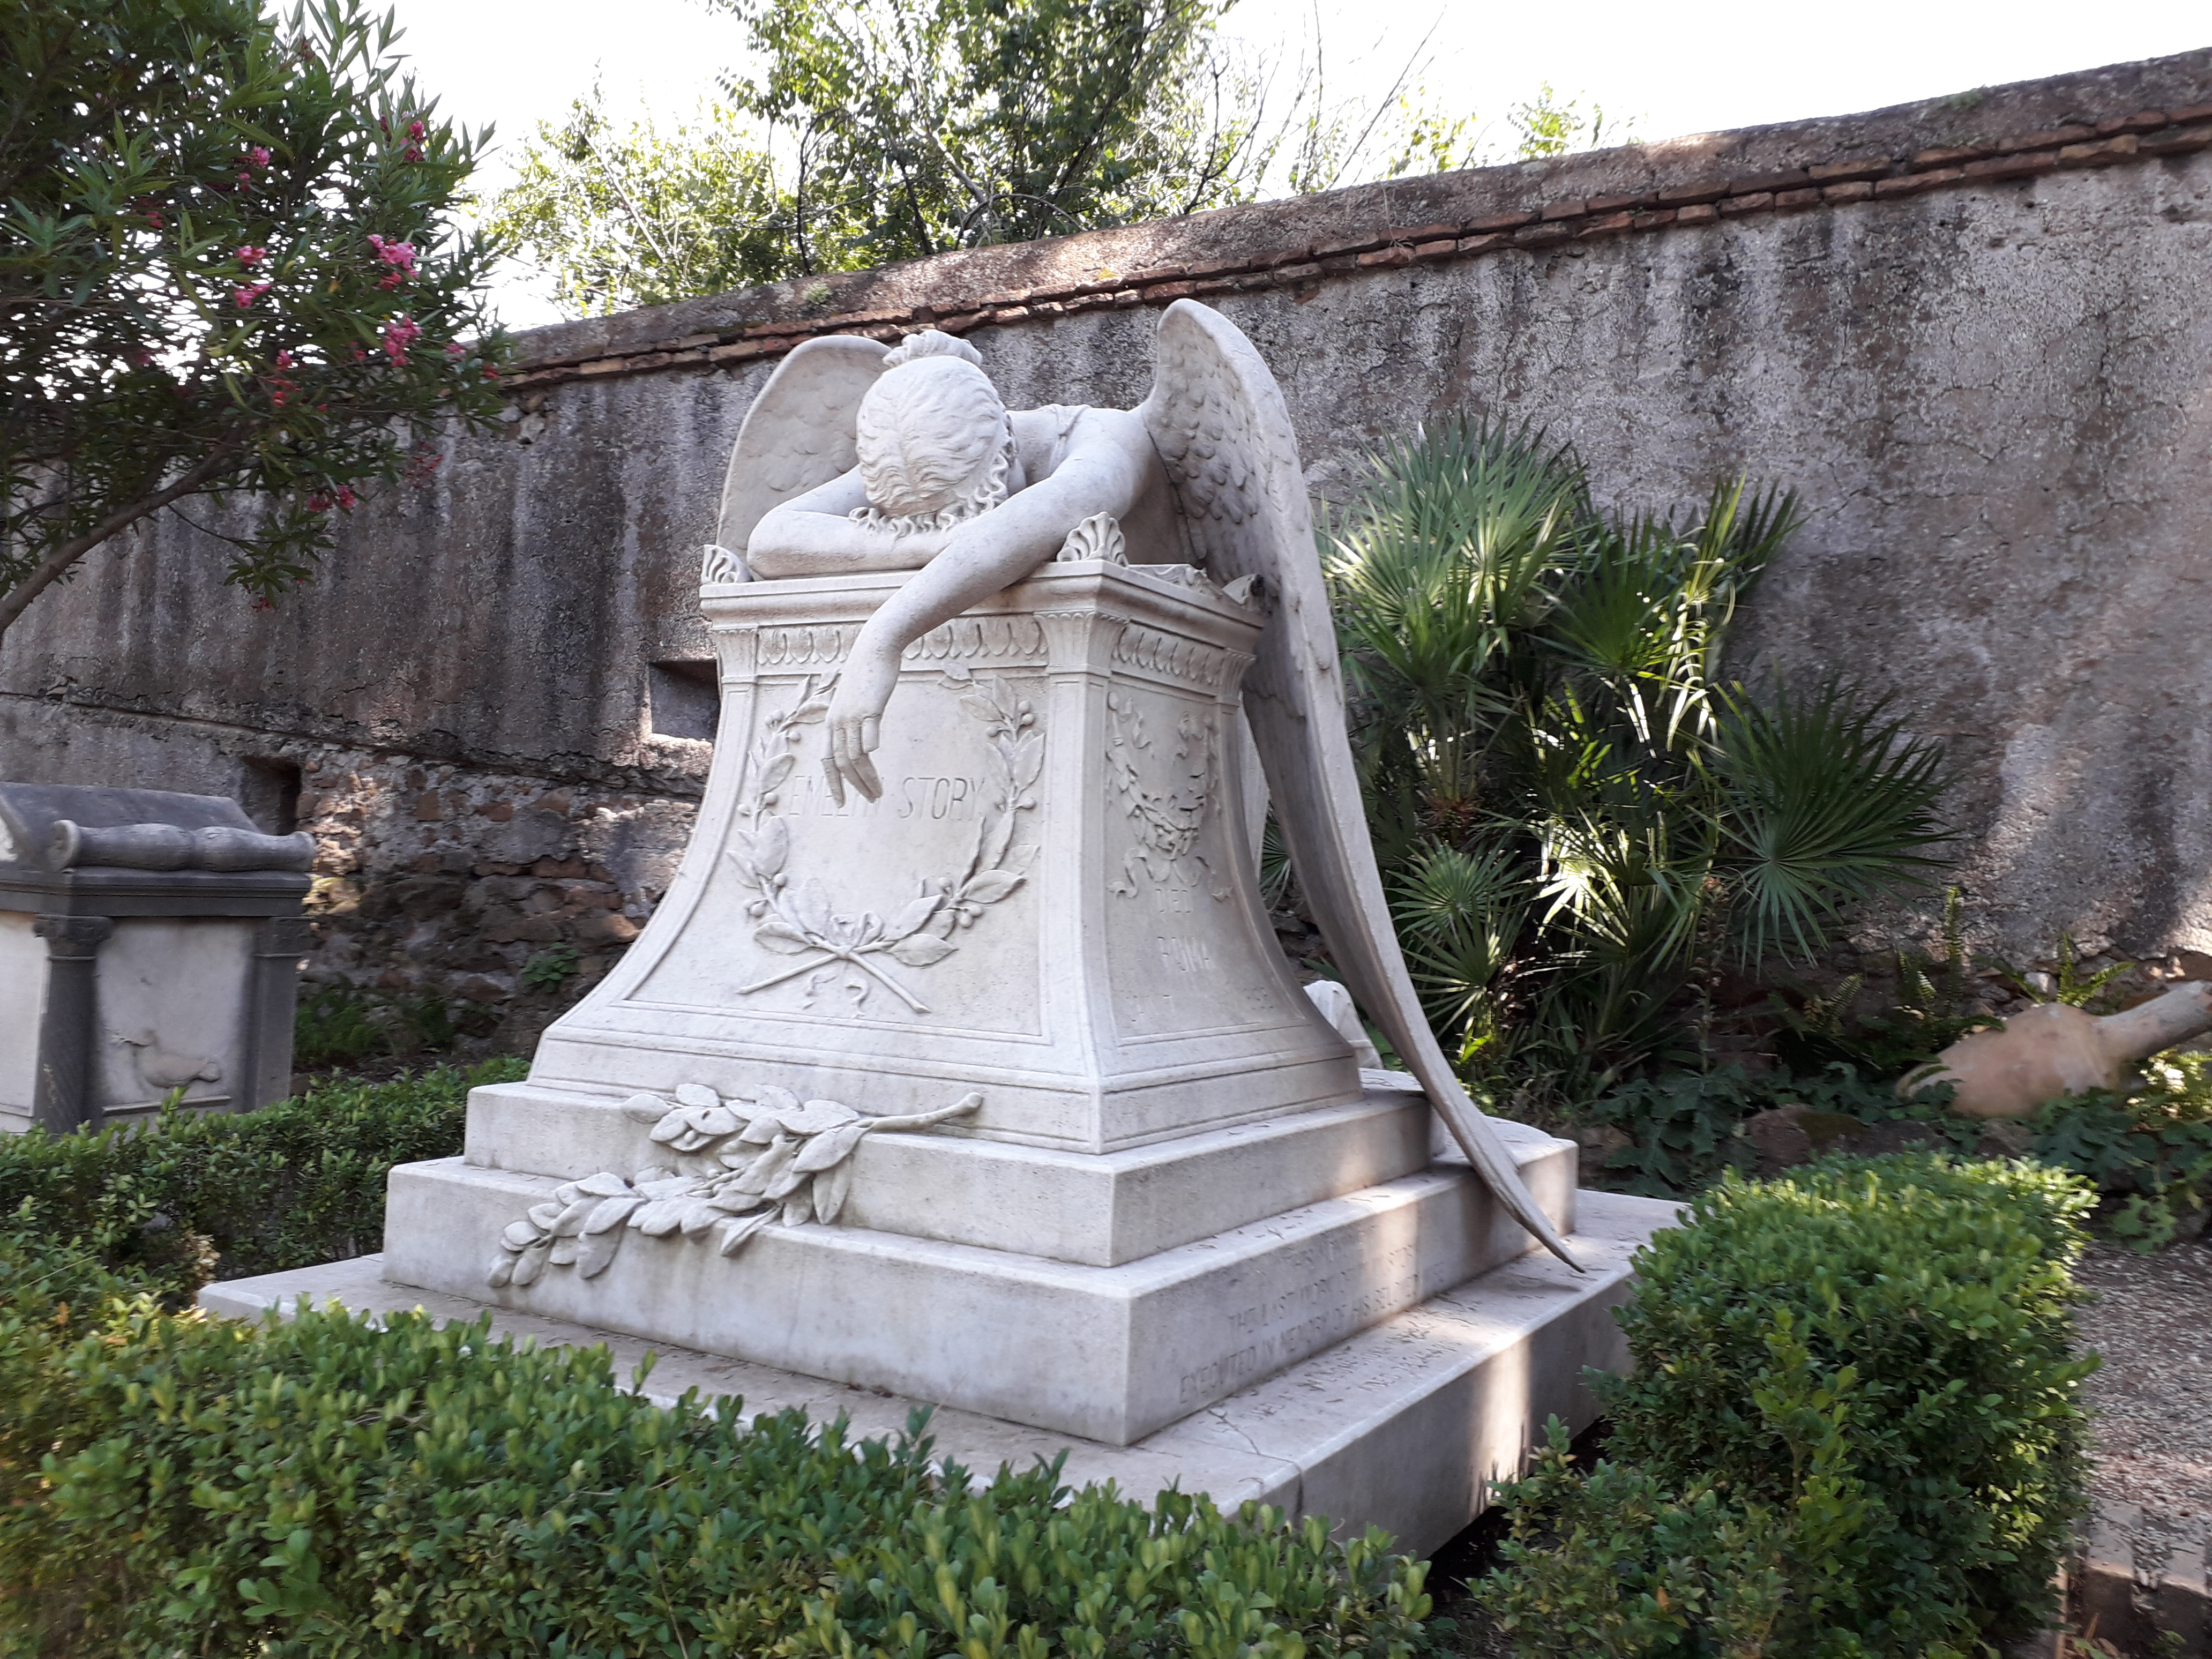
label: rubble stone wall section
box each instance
[5,49,2212,1013]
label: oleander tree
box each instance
[0,0,511,642]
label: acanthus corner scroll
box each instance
[724,668,1042,1014]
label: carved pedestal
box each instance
[528,559,1353,1150]
[380,563,1588,1445]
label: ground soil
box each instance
[2072,1229,2212,1611]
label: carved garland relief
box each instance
[487,1082,982,1287]
[723,667,1042,1015]
[1105,690,1229,903]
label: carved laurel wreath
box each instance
[1104,690,1227,901]
[487,1083,982,1288]
[724,668,1042,1014]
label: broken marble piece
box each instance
[1905,981,2212,1118]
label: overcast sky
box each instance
[378,0,2212,331]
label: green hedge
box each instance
[0,1060,518,1304]
[0,1064,1433,1658]
[1480,1154,2096,1658]
[0,1276,1432,1657]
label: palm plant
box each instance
[1326,421,1952,1104]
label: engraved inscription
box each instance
[1178,1237,1429,1405]
[1155,934,1215,974]
[790,769,988,822]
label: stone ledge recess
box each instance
[502,50,2212,394]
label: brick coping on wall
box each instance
[499,50,2212,394]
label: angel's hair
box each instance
[881,329,983,369]
[852,340,1012,533]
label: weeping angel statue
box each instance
[711,300,1574,1267]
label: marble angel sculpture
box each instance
[712,303,1576,1267]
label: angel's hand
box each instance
[824,646,899,804]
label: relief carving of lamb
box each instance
[699,300,1576,1268]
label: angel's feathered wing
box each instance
[1139,300,1578,1269]
[714,335,891,560]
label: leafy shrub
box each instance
[0,1061,518,1303]
[1578,1062,1977,1197]
[1481,1154,2096,1656]
[2029,1048,2212,1249]
[1768,888,1998,1078]
[521,942,582,991]
[293,981,499,1068]
[0,1296,1431,1657]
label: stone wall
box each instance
[8,49,2212,1019]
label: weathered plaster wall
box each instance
[6,50,2210,1010]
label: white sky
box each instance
[379,0,2212,331]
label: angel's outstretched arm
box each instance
[824,417,1150,802]
[748,472,951,577]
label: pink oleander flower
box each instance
[382,313,421,365]
[445,341,465,357]
[407,119,425,140]
[236,244,265,267]
[274,349,294,369]
[334,485,357,510]
[231,281,271,308]
[250,146,271,168]
[237,171,252,185]
[366,234,419,282]
[307,492,331,512]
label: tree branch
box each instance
[0,442,240,642]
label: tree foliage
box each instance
[490,0,1511,317]
[0,0,510,640]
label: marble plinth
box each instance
[527,561,1358,1155]
[388,566,1596,1452]
[461,1079,1439,1266]
[208,1190,1676,1557]
[383,1117,1575,1445]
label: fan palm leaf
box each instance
[1710,681,1953,962]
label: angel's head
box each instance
[852,331,1013,532]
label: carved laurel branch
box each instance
[486,1084,983,1289]
[724,669,1042,1014]
[1104,690,1227,901]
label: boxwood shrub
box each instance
[0,1060,518,1304]
[0,1275,1432,1658]
[1480,1153,2096,1658]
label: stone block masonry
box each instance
[7,48,2212,998]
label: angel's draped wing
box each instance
[715,335,891,559]
[1139,300,1578,1269]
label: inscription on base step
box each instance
[1178,1238,1425,1405]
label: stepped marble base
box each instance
[201,1189,1676,1556]
[381,1116,1578,1445]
